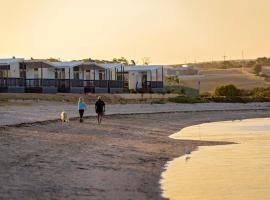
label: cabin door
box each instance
[141,72,147,88]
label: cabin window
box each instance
[19,63,26,78]
[85,70,91,80]
[55,69,65,79]
[74,71,79,80]
[20,70,26,78]
[123,73,129,81]
[99,72,104,80]
[73,67,80,80]
[34,68,39,79]
[0,70,8,78]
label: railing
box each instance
[57,79,70,88]
[0,78,125,89]
[93,80,108,88]
[0,78,24,87]
[108,80,123,88]
[26,79,56,87]
[84,80,95,87]
[142,81,163,89]
[71,79,84,87]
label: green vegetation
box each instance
[164,86,199,97]
[252,87,270,97]
[168,96,208,103]
[214,84,240,97]
[165,76,180,85]
[205,84,270,103]
[253,64,262,75]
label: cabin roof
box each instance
[48,61,83,68]
[98,63,123,70]
[0,58,24,64]
[124,65,163,72]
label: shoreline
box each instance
[2,101,270,127]
[0,110,269,199]
[161,117,270,199]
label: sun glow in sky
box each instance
[0,0,270,64]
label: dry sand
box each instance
[0,109,269,200]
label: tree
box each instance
[214,84,240,97]
[130,60,136,65]
[47,57,61,62]
[253,64,262,75]
[141,57,151,65]
[112,57,129,65]
[256,57,270,65]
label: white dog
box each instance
[60,111,69,123]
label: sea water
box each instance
[161,118,270,200]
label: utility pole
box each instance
[241,50,245,73]
[223,54,227,62]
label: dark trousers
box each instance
[79,110,84,119]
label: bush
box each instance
[164,86,199,96]
[168,96,209,103]
[165,76,180,85]
[200,92,212,97]
[206,96,270,103]
[214,84,240,97]
[253,64,262,75]
[252,87,270,97]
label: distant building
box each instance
[164,65,199,77]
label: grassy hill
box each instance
[181,68,270,93]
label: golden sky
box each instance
[0,0,270,64]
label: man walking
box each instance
[95,96,105,125]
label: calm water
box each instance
[161,118,270,200]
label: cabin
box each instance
[0,58,25,92]
[0,58,166,93]
[124,65,164,92]
[0,58,125,93]
[98,63,125,93]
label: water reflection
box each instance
[161,118,270,200]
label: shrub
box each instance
[165,76,180,85]
[253,64,262,75]
[252,87,270,97]
[200,92,212,97]
[206,96,270,103]
[214,84,240,97]
[168,96,208,103]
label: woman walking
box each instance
[95,96,105,125]
[78,97,87,122]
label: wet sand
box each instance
[0,110,269,200]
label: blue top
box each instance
[78,101,87,110]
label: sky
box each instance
[0,0,270,64]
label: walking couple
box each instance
[78,96,105,125]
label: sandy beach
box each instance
[0,108,269,200]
